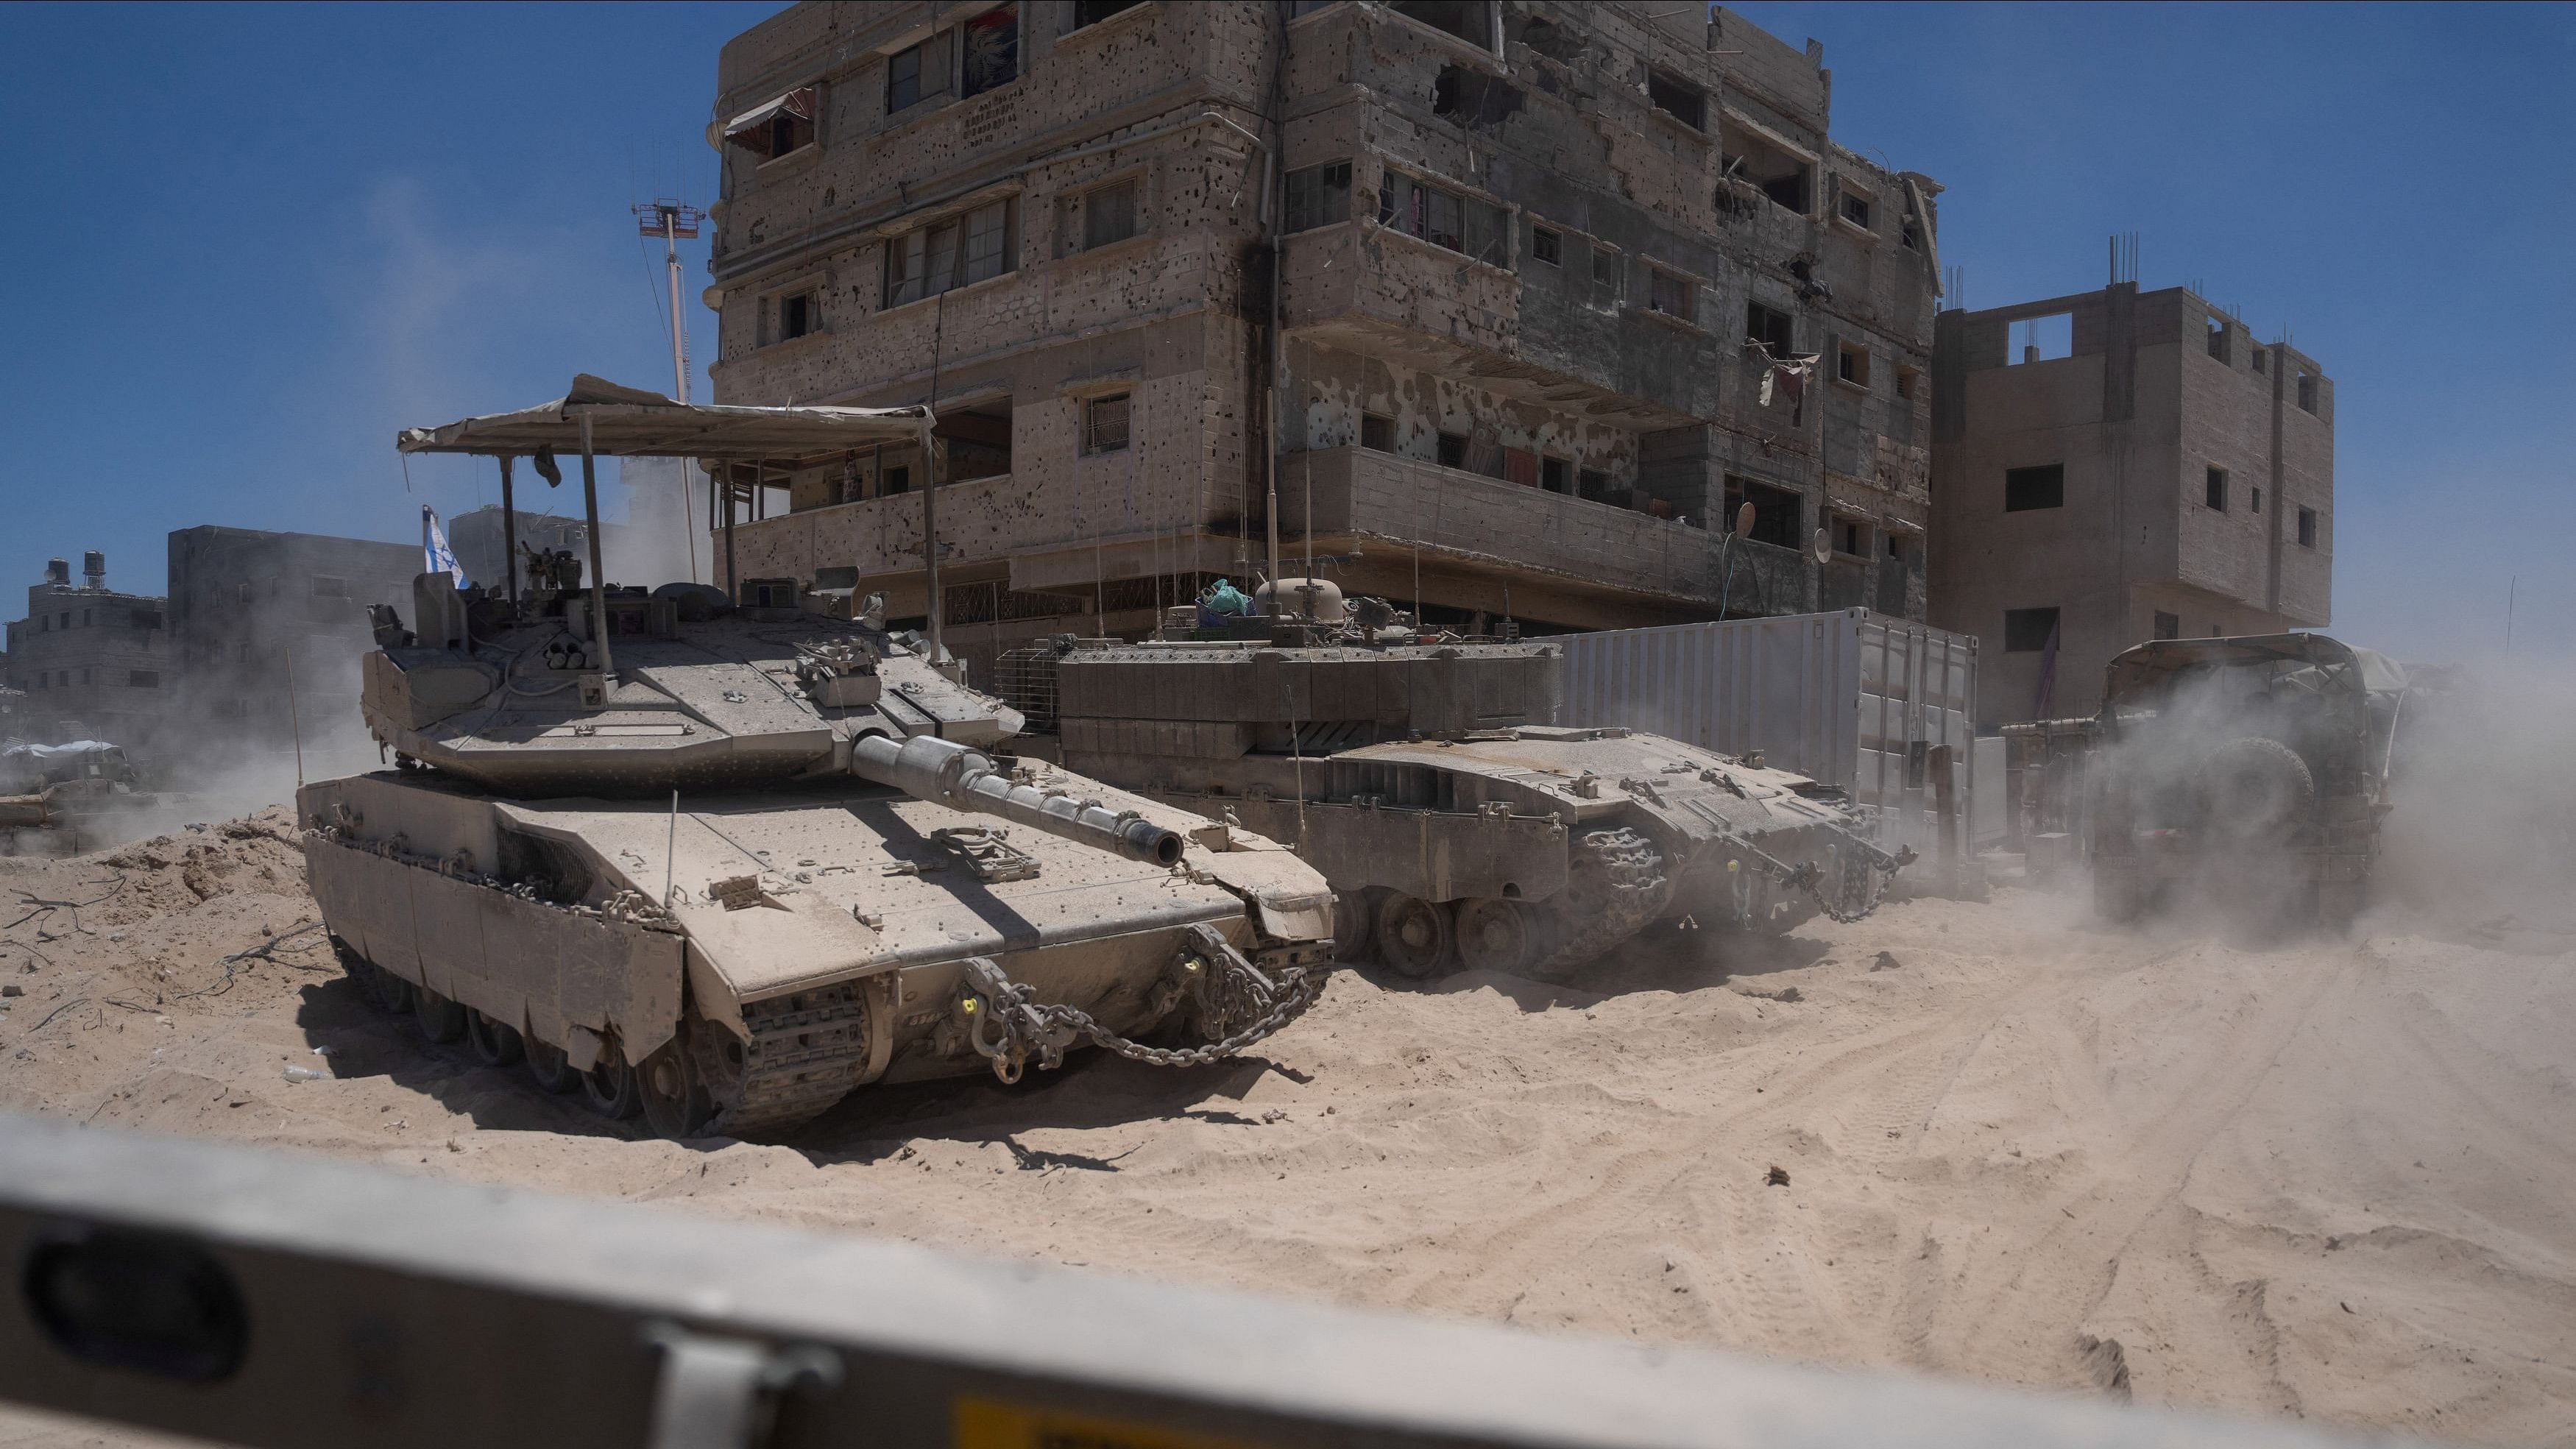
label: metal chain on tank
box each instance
[959,926,1330,1083]
[1722,827,1914,925]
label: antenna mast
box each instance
[634,200,705,402]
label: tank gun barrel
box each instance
[852,733,1185,868]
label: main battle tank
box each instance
[1000,583,1908,979]
[298,380,1335,1141]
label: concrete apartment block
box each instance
[1,554,172,751]
[166,527,422,768]
[706,1,1940,671]
[1928,282,2334,728]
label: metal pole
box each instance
[923,423,945,664]
[282,648,304,790]
[577,414,616,684]
[499,456,519,609]
[664,788,679,908]
[664,215,688,405]
[724,468,740,603]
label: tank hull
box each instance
[300,769,1332,1136]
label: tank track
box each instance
[1530,826,1672,974]
[711,982,880,1138]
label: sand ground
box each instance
[1,812,2570,1447]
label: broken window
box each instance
[1378,170,1507,266]
[1591,245,1622,305]
[726,87,817,161]
[882,464,912,495]
[1283,160,1351,233]
[2153,611,2179,641]
[888,45,924,112]
[1070,0,1139,27]
[2204,466,2226,511]
[128,670,159,688]
[1836,339,1870,387]
[1360,413,1395,452]
[777,289,817,341]
[1722,478,1801,549]
[1745,301,1793,357]
[962,5,1019,98]
[1839,190,1872,230]
[2299,507,2318,548]
[1388,0,1493,49]
[1646,267,1694,322]
[2003,464,2064,512]
[2007,311,2073,365]
[2003,606,2060,653]
[1436,431,1468,470]
[1577,468,1613,503]
[1530,224,1561,266]
[1541,456,1571,494]
[1646,71,1704,130]
[1081,178,1139,251]
[1720,117,1811,215]
[1084,394,1131,453]
[2297,372,2318,414]
[2206,315,2230,362]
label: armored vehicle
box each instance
[1000,584,1907,979]
[2087,632,2408,928]
[300,379,1334,1141]
[0,740,169,854]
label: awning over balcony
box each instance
[394,374,934,466]
[722,87,815,143]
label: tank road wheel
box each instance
[524,1038,581,1095]
[638,1038,717,1141]
[581,1050,645,1120]
[1331,889,1378,964]
[355,959,414,1016]
[464,1010,524,1068]
[411,985,469,1044]
[1376,893,1456,979]
[1528,827,1672,975]
[1454,898,1535,976]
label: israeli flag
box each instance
[422,506,468,589]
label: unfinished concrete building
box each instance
[1928,281,2333,728]
[166,527,421,770]
[0,554,172,750]
[705,1,1941,671]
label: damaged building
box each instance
[704,0,1940,669]
[0,554,171,751]
[1928,281,2334,727]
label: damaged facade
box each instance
[706,1,1939,672]
[0,554,171,750]
[166,528,421,762]
[1928,282,2334,727]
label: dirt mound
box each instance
[2,823,2570,1446]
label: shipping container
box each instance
[1557,609,1979,850]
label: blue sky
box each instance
[1,2,2569,662]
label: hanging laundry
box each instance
[1755,351,1822,425]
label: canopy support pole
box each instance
[923,422,944,665]
[499,455,519,609]
[726,468,740,603]
[578,414,616,684]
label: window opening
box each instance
[1540,456,1570,494]
[1834,517,1863,556]
[2154,611,2179,641]
[726,88,817,160]
[2298,507,2318,548]
[1646,268,1694,322]
[1577,468,1613,503]
[1530,224,1561,266]
[2003,606,2060,653]
[1590,246,1621,305]
[888,44,924,111]
[2249,486,2261,512]
[1084,394,1131,453]
[1283,160,1351,233]
[1839,190,1871,229]
[1721,477,1801,549]
[2007,311,2072,364]
[1836,339,1870,387]
[1646,71,1704,130]
[2003,463,2064,512]
[962,5,1019,98]
[1388,0,1491,49]
[1894,366,1918,400]
[1745,301,1792,358]
[2206,316,2230,362]
[2204,466,2226,511]
[1360,413,1395,453]
[2252,348,2268,375]
[778,289,817,341]
[1082,178,1139,250]
[1435,431,1468,470]
[1377,170,1507,267]
[1885,532,1908,562]
[884,200,1016,306]
[2297,372,2318,414]
[1720,118,1811,215]
[1071,0,1139,27]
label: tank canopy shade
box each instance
[395,373,933,467]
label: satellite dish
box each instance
[1812,528,1833,564]
[1733,501,1755,539]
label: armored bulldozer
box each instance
[2087,632,2409,928]
[299,380,1334,1141]
[999,585,1906,979]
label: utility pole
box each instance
[633,200,704,401]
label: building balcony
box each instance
[1276,447,1816,627]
